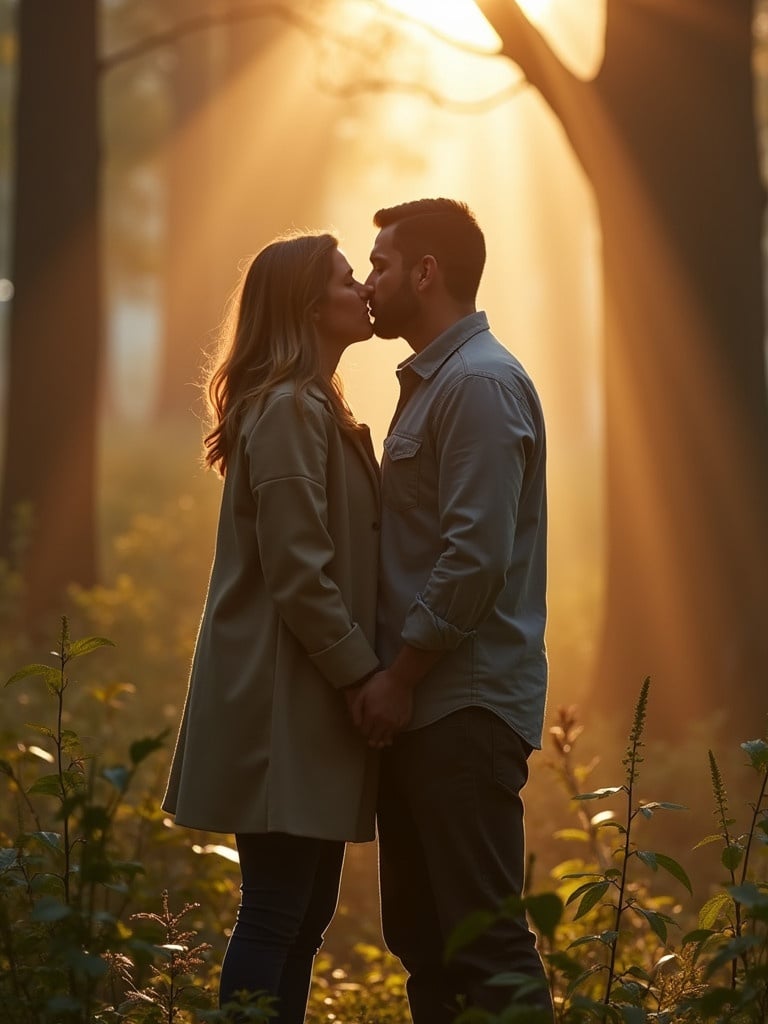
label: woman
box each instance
[162,233,380,1022]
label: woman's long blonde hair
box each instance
[203,232,360,475]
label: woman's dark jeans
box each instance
[219,831,344,1023]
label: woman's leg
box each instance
[276,839,345,1021]
[219,832,344,1023]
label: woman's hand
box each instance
[350,670,413,748]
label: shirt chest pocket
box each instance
[382,434,422,512]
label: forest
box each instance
[0,1,767,1021]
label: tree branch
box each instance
[317,72,527,113]
[99,2,330,73]
[100,0,530,114]
[101,0,507,73]
[474,0,594,159]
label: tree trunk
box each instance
[478,0,768,733]
[1,0,101,623]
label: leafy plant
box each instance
[677,738,768,1022]
[0,619,187,1022]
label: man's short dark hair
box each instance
[373,198,486,303]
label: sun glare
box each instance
[380,0,503,52]
[518,0,554,20]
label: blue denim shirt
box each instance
[376,311,548,748]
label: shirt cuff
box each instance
[309,623,381,689]
[401,594,475,651]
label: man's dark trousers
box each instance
[377,706,554,1023]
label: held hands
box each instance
[347,669,414,749]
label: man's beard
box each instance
[372,274,419,339]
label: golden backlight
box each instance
[380,0,555,49]
[380,0,503,51]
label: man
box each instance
[352,199,553,1022]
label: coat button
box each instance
[372,521,380,531]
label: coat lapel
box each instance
[344,425,380,501]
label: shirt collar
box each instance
[397,311,490,382]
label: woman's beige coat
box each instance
[163,384,381,841]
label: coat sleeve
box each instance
[244,392,379,689]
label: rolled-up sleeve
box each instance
[247,394,379,688]
[400,374,536,651]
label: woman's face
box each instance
[314,248,374,352]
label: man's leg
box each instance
[378,745,458,1024]
[380,708,553,1023]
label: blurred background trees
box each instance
[0,0,766,734]
[478,0,768,733]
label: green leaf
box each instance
[568,933,605,949]
[553,828,591,843]
[129,730,168,766]
[81,805,112,832]
[573,787,625,801]
[524,892,563,942]
[728,882,768,908]
[568,930,617,950]
[485,970,549,998]
[632,906,668,942]
[28,831,63,853]
[566,879,606,905]
[682,927,715,946]
[445,909,495,961]
[704,934,764,977]
[637,850,657,870]
[103,766,130,792]
[574,881,610,919]
[618,1005,646,1024]
[699,891,732,929]
[721,843,744,871]
[64,948,108,978]
[31,896,71,922]
[29,724,56,740]
[27,774,63,797]
[566,963,608,997]
[693,833,726,850]
[0,848,19,871]
[654,853,693,894]
[110,860,146,881]
[640,801,687,813]
[59,729,80,751]
[66,636,116,660]
[561,872,605,882]
[741,739,768,771]
[6,663,61,692]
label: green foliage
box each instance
[0,619,236,1023]
[443,683,767,1024]
[1,619,766,1023]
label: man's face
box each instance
[366,225,419,340]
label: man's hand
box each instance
[352,670,413,748]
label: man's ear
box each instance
[414,255,438,292]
